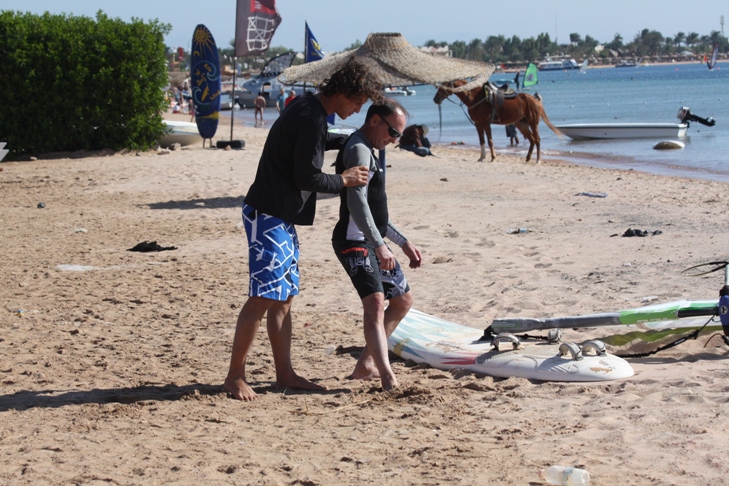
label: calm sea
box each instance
[232,61,729,182]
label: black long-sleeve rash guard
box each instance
[244,92,346,226]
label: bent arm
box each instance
[345,144,385,248]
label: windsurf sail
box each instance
[708,44,719,70]
[522,62,538,88]
[490,299,719,333]
[580,59,588,73]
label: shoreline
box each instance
[215,110,729,184]
[499,58,711,73]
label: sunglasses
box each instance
[380,116,402,139]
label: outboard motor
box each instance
[678,106,716,127]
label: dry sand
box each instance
[2,111,729,485]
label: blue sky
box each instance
[7,0,727,53]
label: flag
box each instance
[234,0,282,57]
[305,22,324,63]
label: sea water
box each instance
[232,61,728,182]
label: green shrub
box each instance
[0,11,171,158]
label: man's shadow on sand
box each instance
[0,382,351,411]
[143,192,336,211]
[143,196,244,210]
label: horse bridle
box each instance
[436,86,483,129]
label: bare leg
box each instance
[223,296,274,401]
[350,292,413,389]
[267,300,327,392]
[359,293,397,390]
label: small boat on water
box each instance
[537,59,580,71]
[160,120,203,147]
[556,107,715,140]
[615,59,639,68]
[555,123,688,140]
[384,86,416,96]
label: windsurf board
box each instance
[190,24,221,139]
[388,309,634,382]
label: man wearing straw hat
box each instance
[224,58,384,401]
[332,98,423,391]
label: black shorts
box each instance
[332,240,410,300]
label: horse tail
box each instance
[535,96,563,138]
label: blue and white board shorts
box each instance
[242,203,300,301]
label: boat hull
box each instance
[160,120,203,147]
[555,123,688,140]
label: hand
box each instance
[375,244,396,271]
[341,166,368,187]
[402,241,422,269]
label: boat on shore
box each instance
[538,59,580,71]
[237,52,302,108]
[160,120,203,147]
[555,123,688,140]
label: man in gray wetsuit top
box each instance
[332,99,423,391]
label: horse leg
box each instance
[485,124,496,161]
[531,125,541,164]
[476,124,487,161]
[515,121,534,162]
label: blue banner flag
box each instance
[305,22,324,63]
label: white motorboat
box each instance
[555,123,689,140]
[537,59,580,71]
[160,120,203,147]
[384,86,416,96]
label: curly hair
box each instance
[318,58,384,105]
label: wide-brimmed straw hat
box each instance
[279,33,494,93]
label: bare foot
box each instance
[224,376,258,401]
[381,374,399,391]
[348,358,381,381]
[277,374,327,392]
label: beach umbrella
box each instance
[278,32,494,92]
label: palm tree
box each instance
[708,30,723,47]
[686,32,700,49]
[673,32,686,49]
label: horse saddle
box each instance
[484,83,518,108]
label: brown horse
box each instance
[433,80,562,163]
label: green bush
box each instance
[0,11,171,158]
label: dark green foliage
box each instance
[0,11,171,158]
[424,29,728,65]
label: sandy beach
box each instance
[2,110,729,485]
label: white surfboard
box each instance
[388,309,634,382]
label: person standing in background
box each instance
[254,92,266,126]
[276,87,286,113]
